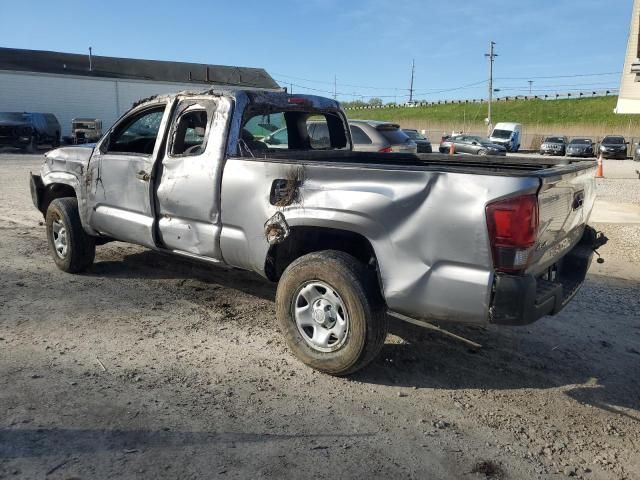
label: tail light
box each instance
[378,146,393,153]
[486,194,539,273]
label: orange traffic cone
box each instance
[595,153,604,178]
[449,142,455,155]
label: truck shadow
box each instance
[90,247,276,302]
[357,306,640,421]
[88,247,639,422]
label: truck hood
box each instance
[43,146,95,175]
[0,120,30,128]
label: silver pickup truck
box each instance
[30,89,605,375]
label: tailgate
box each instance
[527,163,597,274]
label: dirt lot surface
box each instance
[1,153,639,480]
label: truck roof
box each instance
[132,88,342,112]
[493,122,522,130]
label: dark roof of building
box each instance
[0,47,280,89]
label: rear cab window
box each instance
[238,99,350,155]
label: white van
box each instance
[490,123,522,152]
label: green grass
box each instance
[345,96,640,129]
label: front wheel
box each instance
[46,198,95,273]
[276,250,388,376]
[24,135,38,153]
[477,149,488,156]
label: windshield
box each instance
[0,112,29,122]
[569,139,591,145]
[545,137,565,144]
[73,122,96,130]
[491,129,512,139]
[603,136,624,144]
[403,130,426,140]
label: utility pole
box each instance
[409,59,415,103]
[485,41,497,135]
[88,46,93,71]
[528,80,533,95]
[333,75,337,100]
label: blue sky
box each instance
[1,0,633,102]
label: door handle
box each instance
[136,171,150,182]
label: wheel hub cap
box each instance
[52,218,68,258]
[293,281,349,353]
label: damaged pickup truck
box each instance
[30,89,606,375]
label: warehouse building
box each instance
[617,0,640,113]
[0,47,280,136]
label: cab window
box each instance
[170,109,208,156]
[108,106,165,155]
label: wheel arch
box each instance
[265,225,383,294]
[38,181,77,216]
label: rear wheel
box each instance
[46,198,95,273]
[276,250,388,376]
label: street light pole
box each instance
[485,41,497,136]
[528,80,533,95]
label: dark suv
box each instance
[0,112,61,152]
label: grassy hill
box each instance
[344,96,640,138]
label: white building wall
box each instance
[0,70,210,136]
[616,0,640,113]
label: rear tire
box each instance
[276,250,388,376]
[46,198,95,273]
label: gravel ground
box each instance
[1,153,639,480]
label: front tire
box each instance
[276,250,388,376]
[46,198,95,273]
[25,135,38,153]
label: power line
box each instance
[496,71,621,80]
[271,71,398,90]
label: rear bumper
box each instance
[489,226,605,325]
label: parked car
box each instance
[0,112,61,152]
[489,122,522,152]
[70,118,103,144]
[30,89,604,376]
[633,143,640,162]
[539,136,568,156]
[402,129,432,153]
[599,135,628,159]
[439,134,507,156]
[349,120,417,153]
[566,138,595,158]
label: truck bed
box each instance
[238,150,597,177]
